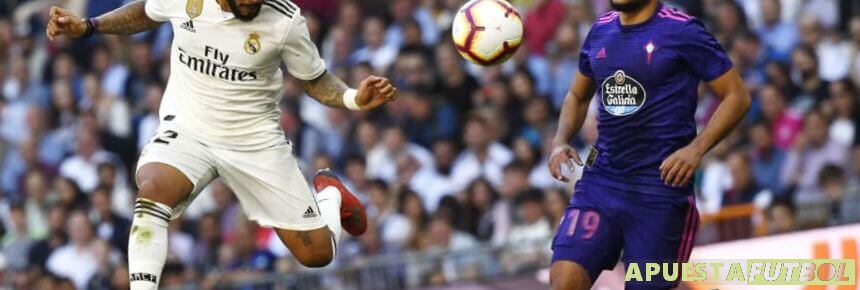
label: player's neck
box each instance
[618,1,660,26]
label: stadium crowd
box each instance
[1,0,860,289]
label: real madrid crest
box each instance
[244,33,261,55]
[185,0,203,19]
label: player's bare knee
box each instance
[277,229,334,268]
[550,262,591,290]
[550,276,586,290]
[293,245,333,268]
[136,179,161,200]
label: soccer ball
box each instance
[451,0,524,66]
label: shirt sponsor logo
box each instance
[601,70,647,116]
[177,46,258,82]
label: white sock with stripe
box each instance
[129,198,172,290]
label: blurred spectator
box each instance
[97,161,133,218]
[210,179,241,243]
[800,0,839,30]
[819,165,860,225]
[850,17,860,88]
[434,43,479,115]
[431,138,458,176]
[89,186,130,252]
[790,45,829,103]
[22,170,50,239]
[732,31,768,88]
[401,88,458,147]
[136,83,162,151]
[343,155,370,198]
[501,189,552,272]
[782,110,850,203]
[1,136,57,199]
[700,139,732,214]
[394,152,452,212]
[353,16,399,73]
[508,190,551,244]
[366,125,435,184]
[367,180,411,251]
[723,151,772,206]
[548,23,579,109]
[756,0,798,61]
[58,128,118,193]
[766,197,798,234]
[748,122,786,194]
[85,238,124,290]
[543,188,568,229]
[450,114,514,192]
[27,205,67,271]
[522,0,566,95]
[1,204,34,271]
[398,190,428,250]
[759,83,802,150]
[53,177,87,211]
[826,79,858,146]
[712,0,747,42]
[167,217,195,267]
[225,221,276,282]
[425,213,480,283]
[460,179,500,241]
[81,73,131,139]
[192,213,222,273]
[46,211,98,290]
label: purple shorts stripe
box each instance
[677,195,695,262]
[683,198,700,261]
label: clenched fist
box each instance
[356,76,398,110]
[46,6,88,41]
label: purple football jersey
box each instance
[578,4,733,194]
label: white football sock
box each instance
[315,186,343,257]
[129,198,172,290]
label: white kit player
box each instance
[46,0,398,289]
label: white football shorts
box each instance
[136,123,325,231]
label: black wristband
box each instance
[82,18,96,38]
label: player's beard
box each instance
[227,0,262,21]
[610,0,652,12]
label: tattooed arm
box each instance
[299,71,398,111]
[300,72,349,108]
[46,1,161,40]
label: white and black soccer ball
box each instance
[451,0,524,66]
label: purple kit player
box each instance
[547,0,751,289]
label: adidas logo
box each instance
[596,47,607,59]
[303,206,317,218]
[180,20,196,33]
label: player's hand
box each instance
[548,144,582,182]
[356,75,398,110]
[46,6,88,41]
[659,145,704,187]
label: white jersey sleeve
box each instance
[281,14,326,81]
[144,0,170,22]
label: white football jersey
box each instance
[145,0,325,150]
